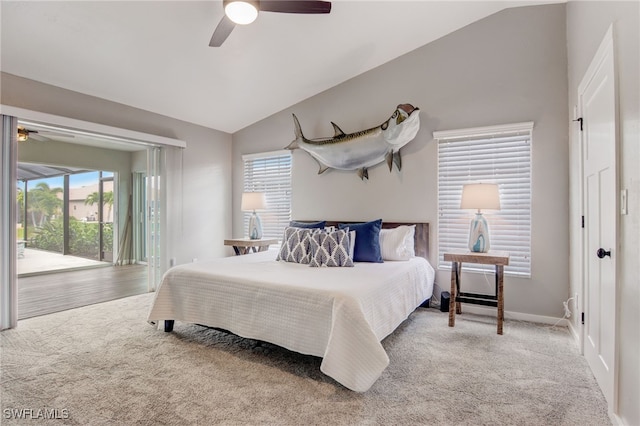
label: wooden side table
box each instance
[444,250,510,335]
[224,238,278,256]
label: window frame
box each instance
[242,150,292,241]
[434,122,533,277]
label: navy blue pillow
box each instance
[338,219,383,263]
[289,220,326,229]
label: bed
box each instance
[147,221,434,392]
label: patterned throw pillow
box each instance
[309,229,354,267]
[276,227,315,264]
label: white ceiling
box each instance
[1,1,557,134]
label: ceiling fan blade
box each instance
[260,1,331,14]
[28,133,50,142]
[209,15,236,47]
[38,131,75,138]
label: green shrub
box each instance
[31,219,63,252]
[30,218,114,260]
[70,219,100,259]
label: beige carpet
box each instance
[1,293,610,425]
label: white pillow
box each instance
[379,225,415,261]
[348,230,356,259]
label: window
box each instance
[242,150,292,240]
[435,122,533,277]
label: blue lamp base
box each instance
[248,212,263,240]
[468,212,490,253]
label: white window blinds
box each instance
[435,122,533,277]
[242,150,291,240]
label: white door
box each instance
[580,27,617,408]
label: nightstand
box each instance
[444,250,510,335]
[224,238,278,256]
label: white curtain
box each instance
[146,145,183,292]
[146,146,162,291]
[0,115,18,330]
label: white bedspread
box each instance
[147,251,435,392]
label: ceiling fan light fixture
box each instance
[224,0,259,25]
[17,127,29,142]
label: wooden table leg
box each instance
[455,262,462,315]
[449,262,457,327]
[497,264,504,335]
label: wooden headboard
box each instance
[301,221,430,260]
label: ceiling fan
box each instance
[17,126,74,142]
[209,0,332,47]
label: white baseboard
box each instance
[459,304,569,326]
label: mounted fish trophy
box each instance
[285,104,420,180]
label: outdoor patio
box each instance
[18,247,110,276]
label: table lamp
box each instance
[241,192,266,239]
[460,183,500,253]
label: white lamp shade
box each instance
[460,183,500,211]
[241,192,266,211]
[224,0,258,25]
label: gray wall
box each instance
[232,4,569,319]
[566,2,639,424]
[2,72,233,264]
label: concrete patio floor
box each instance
[18,248,110,276]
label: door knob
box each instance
[596,248,611,259]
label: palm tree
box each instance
[28,182,63,227]
[85,191,114,221]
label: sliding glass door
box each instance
[0,106,185,329]
[99,173,114,262]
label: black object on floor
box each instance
[440,292,450,312]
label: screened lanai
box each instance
[17,162,114,276]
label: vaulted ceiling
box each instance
[1,1,558,134]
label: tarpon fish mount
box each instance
[285,104,420,180]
